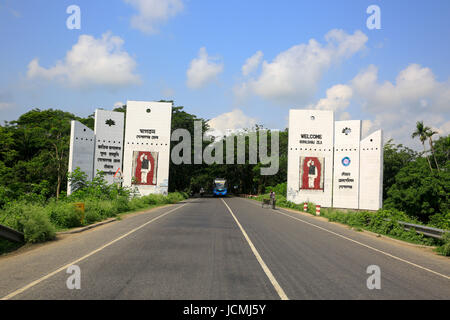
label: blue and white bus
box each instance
[213,178,227,197]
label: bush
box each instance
[428,212,450,230]
[384,158,450,223]
[264,183,287,198]
[46,201,83,228]
[436,233,450,256]
[143,194,166,205]
[322,208,436,246]
[307,202,317,215]
[113,196,130,213]
[21,209,55,243]
[0,201,26,231]
[84,199,118,224]
[128,197,148,211]
[0,185,14,208]
[0,202,56,243]
[166,192,186,204]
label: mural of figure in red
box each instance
[300,157,324,190]
[132,151,158,185]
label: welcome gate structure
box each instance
[67,101,172,196]
[287,109,383,210]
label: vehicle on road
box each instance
[213,178,227,197]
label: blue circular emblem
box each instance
[342,157,351,167]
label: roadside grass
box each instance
[250,194,449,256]
[0,191,188,255]
[436,233,450,256]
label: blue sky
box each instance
[0,0,449,148]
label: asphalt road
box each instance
[0,196,449,300]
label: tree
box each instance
[383,140,417,200]
[384,158,449,223]
[169,105,210,192]
[426,128,440,170]
[411,121,433,171]
[14,109,74,199]
[0,108,93,202]
[433,135,450,166]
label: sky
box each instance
[0,0,449,149]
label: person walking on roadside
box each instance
[270,191,276,209]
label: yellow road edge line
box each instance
[221,198,289,300]
[1,203,189,300]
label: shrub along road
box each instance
[0,197,448,300]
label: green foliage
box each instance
[428,212,450,230]
[21,209,56,243]
[0,109,92,203]
[0,185,14,208]
[383,140,417,200]
[323,208,436,245]
[264,182,287,197]
[68,168,89,193]
[307,202,317,215]
[84,198,119,224]
[436,232,450,256]
[169,105,210,193]
[46,200,83,228]
[0,202,55,243]
[384,158,449,222]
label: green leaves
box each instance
[385,157,449,223]
[0,108,88,202]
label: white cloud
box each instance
[361,120,374,138]
[236,29,367,104]
[114,101,125,109]
[352,64,449,113]
[186,47,224,89]
[351,64,450,145]
[339,112,352,121]
[311,84,353,112]
[310,63,450,147]
[437,121,450,135]
[124,0,184,34]
[27,33,141,90]
[242,51,263,76]
[207,109,258,138]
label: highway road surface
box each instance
[0,196,449,300]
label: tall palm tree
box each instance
[412,121,432,172]
[426,128,440,171]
